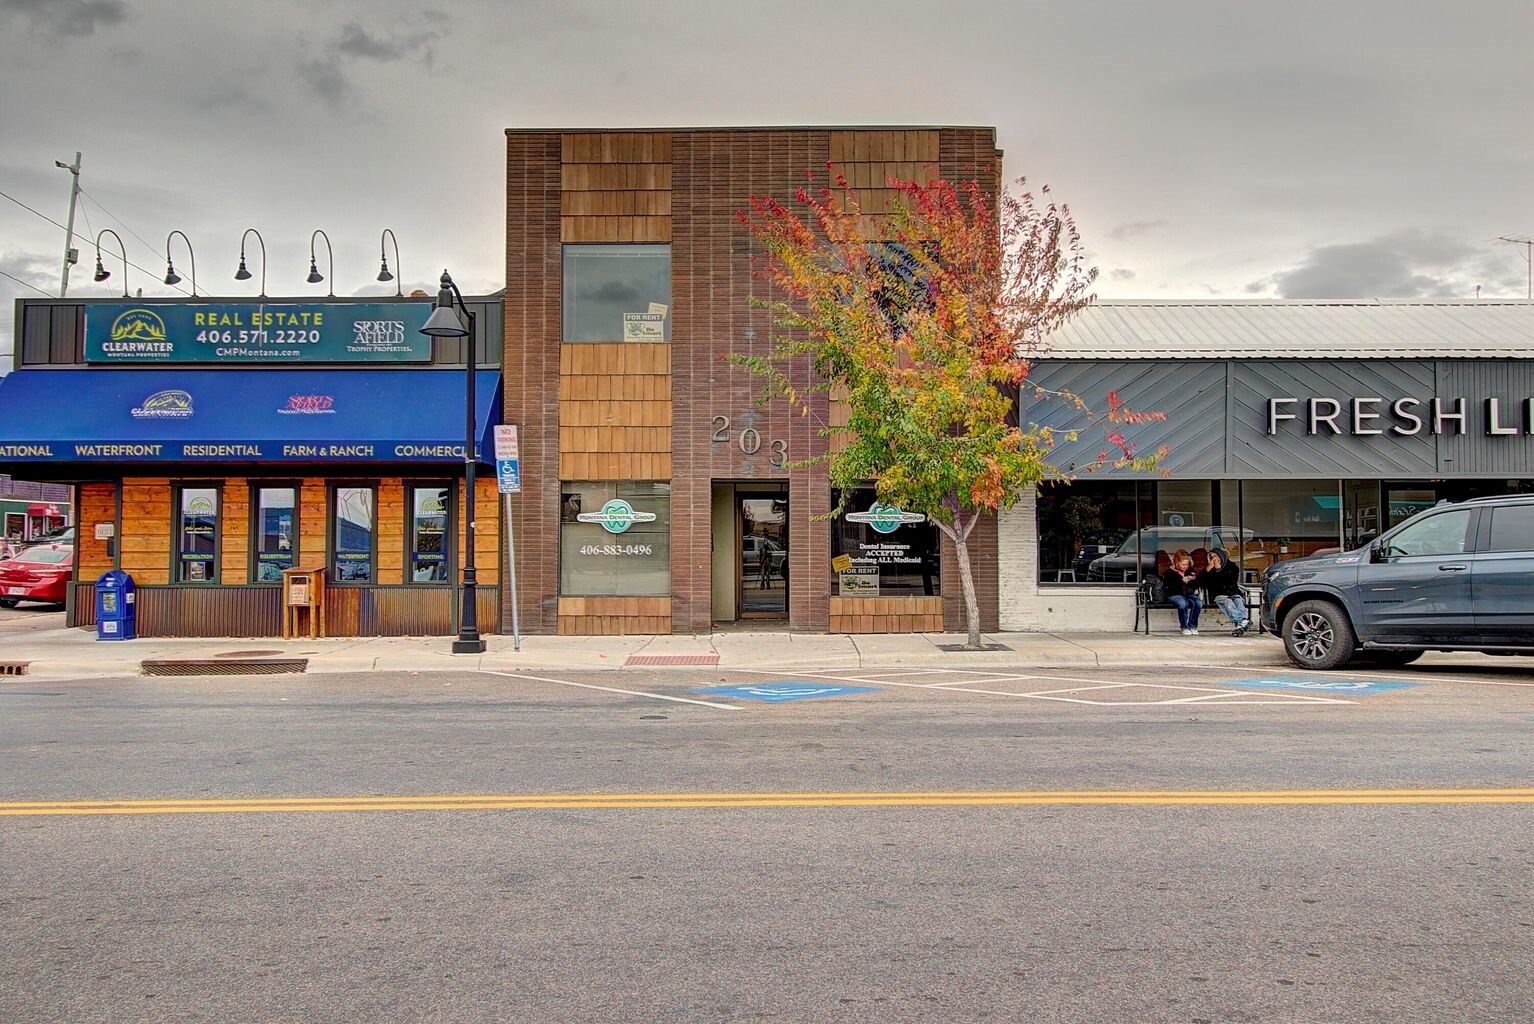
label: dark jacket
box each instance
[1162,567,1198,599]
[1200,559,1242,599]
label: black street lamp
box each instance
[307,228,334,296]
[235,227,267,296]
[420,270,486,654]
[163,229,198,295]
[378,228,402,296]
[92,228,128,297]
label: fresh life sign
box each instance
[85,302,433,364]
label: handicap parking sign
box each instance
[694,682,880,703]
[1222,675,1421,695]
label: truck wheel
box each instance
[1366,650,1424,668]
[1282,600,1357,670]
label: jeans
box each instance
[1168,594,1202,629]
[1214,593,1249,627]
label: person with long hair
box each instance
[1162,548,1203,635]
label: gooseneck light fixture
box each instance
[419,270,485,655]
[307,228,334,296]
[92,228,129,298]
[377,228,402,296]
[163,229,198,295]
[234,227,267,297]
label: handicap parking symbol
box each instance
[693,682,880,703]
[1222,675,1421,695]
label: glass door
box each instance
[738,493,788,618]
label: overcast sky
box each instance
[2,0,1531,356]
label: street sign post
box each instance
[492,426,521,651]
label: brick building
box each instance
[502,126,1003,635]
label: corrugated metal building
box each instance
[1005,300,1534,632]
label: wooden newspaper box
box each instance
[281,565,327,639]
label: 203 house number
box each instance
[710,415,788,467]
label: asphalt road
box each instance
[3,661,1533,1023]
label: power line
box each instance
[0,268,53,297]
[0,185,191,297]
[79,186,164,266]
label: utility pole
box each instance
[54,152,82,297]
[1495,235,1532,301]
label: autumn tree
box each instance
[738,171,1164,648]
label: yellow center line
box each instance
[2,788,1533,816]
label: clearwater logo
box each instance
[576,499,657,535]
[109,309,168,344]
[278,394,336,415]
[846,502,926,534]
[186,495,215,516]
[130,389,194,420]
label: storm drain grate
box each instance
[141,658,307,676]
[624,653,720,667]
[0,661,30,676]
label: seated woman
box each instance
[1200,549,1250,636]
[1161,549,1203,636]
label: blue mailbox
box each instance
[95,570,136,641]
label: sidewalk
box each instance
[1,618,1295,679]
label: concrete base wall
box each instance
[997,489,1136,632]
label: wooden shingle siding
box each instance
[829,596,944,634]
[557,342,672,480]
[560,131,672,244]
[557,596,671,635]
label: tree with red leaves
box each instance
[738,171,1165,648]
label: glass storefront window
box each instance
[252,486,296,583]
[409,485,451,583]
[332,486,375,583]
[559,481,671,595]
[1036,481,1152,584]
[175,486,218,583]
[562,244,671,342]
[1238,478,1341,576]
[831,487,940,597]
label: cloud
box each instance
[334,21,443,64]
[0,0,126,37]
[1248,231,1526,299]
[295,17,448,109]
[1108,219,1167,242]
[1109,268,1135,281]
[296,57,350,107]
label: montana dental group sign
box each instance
[1266,396,1534,437]
[85,302,433,364]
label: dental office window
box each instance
[559,481,671,596]
[409,484,451,583]
[252,486,296,583]
[174,486,219,583]
[331,486,376,584]
[562,244,671,342]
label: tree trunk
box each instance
[932,508,981,653]
[951,527,983,649]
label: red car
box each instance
[0,543,74,607]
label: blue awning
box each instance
[0,369,501,464]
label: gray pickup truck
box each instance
[1262,494,1534,669]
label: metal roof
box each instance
[1040,300,1534,359]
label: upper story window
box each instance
[562,244,670,343]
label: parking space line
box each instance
[480,671,743,711]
